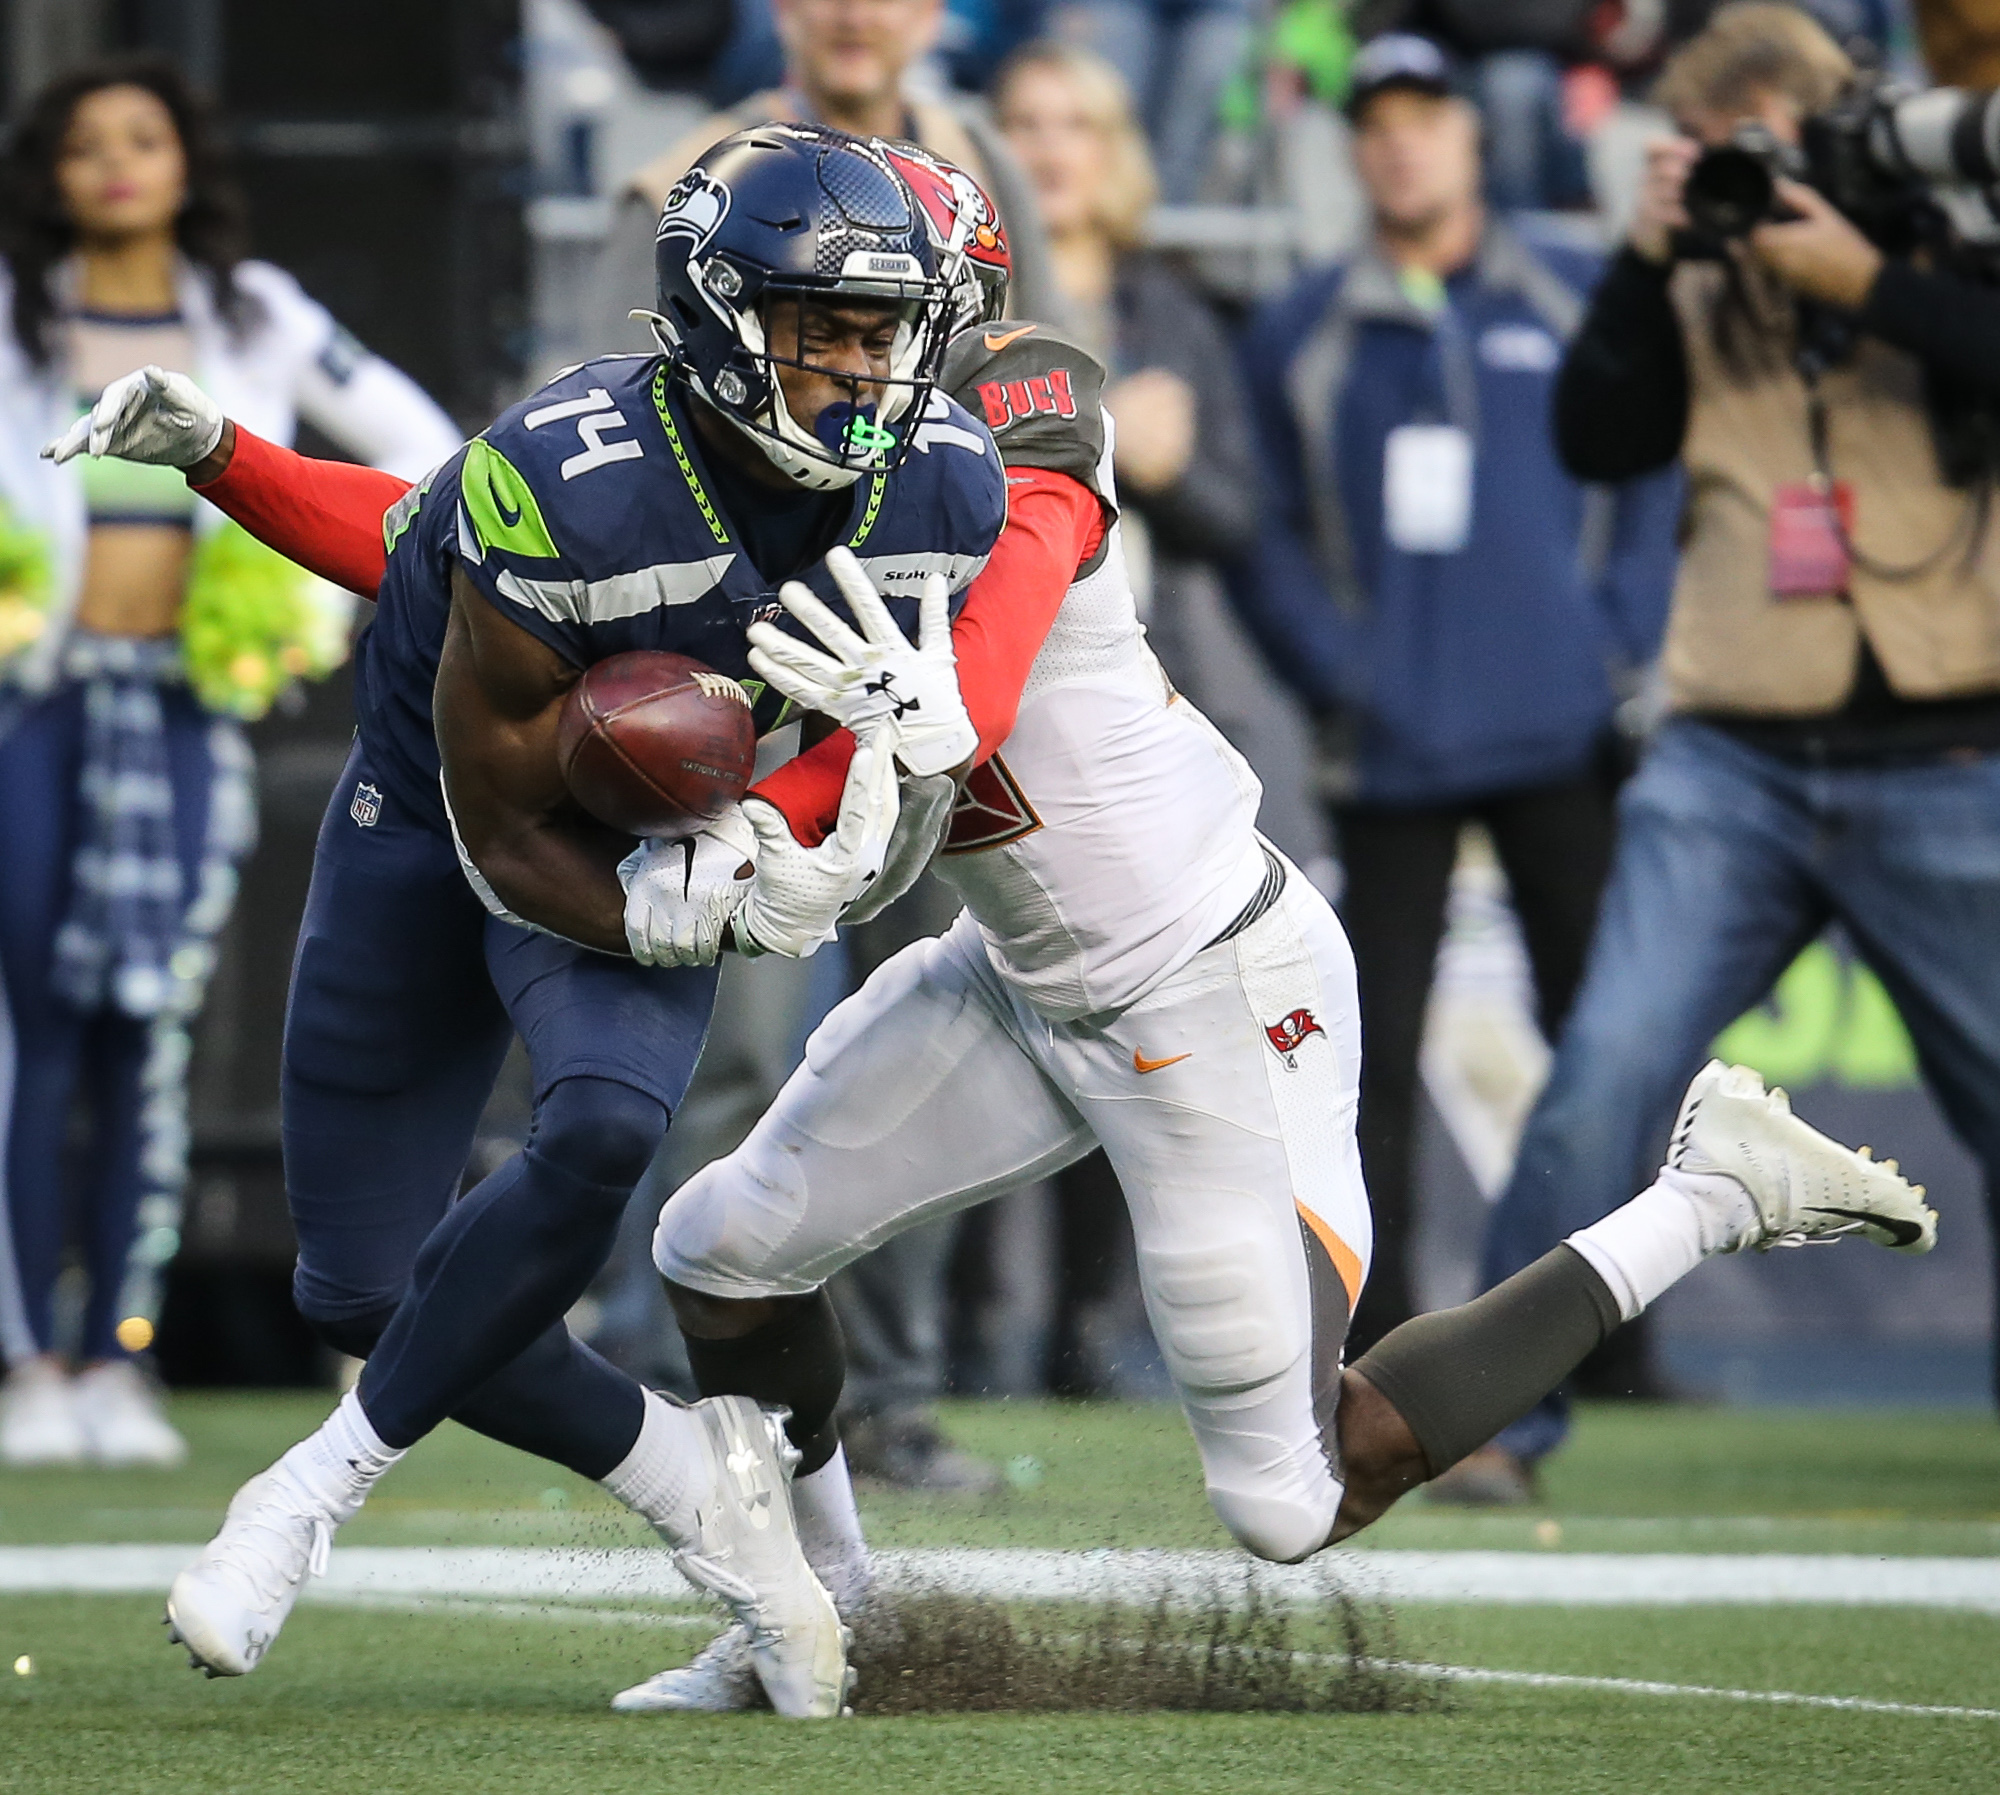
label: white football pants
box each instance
[655,872,1372,1563]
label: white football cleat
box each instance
[612,1624,762,1713]
[669,1395,851,1719]
[165,1466,335,1676]
[74,1360,188,1468]
[1671,1060,1938,1254]
[0,1359,86,1468]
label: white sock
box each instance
[793,1445,870,1611]
[1566,1166,1758,1323]
[600,1390,715,1543]
[280,1389,404,1523]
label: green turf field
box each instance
[3,1394,1998,1794]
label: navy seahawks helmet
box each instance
[641,124,952,492]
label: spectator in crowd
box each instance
[0,60,457,1468]
[1049,0,1255,204]
[1469,2,2000,1500]
[995,40,1269,1396]
[588,0,1061,358]
[996,42,1258,608]
[1230,32,1681,1365]
[1358,1,1602,209]
[1200,0,1368,287]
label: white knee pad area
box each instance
[1205,1483,1339,1565]
[651,1146,811,1297]
[1134,1228,1341,1563]
[1137,1228,1306,1396]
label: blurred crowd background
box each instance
[1,0,1997,1497]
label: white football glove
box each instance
[747,544,977,778]
[840,771,957,926]
[736,723,901,958]
[618,807,757,968]
[42,365,225,469]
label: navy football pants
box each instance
[282,746,717,1474]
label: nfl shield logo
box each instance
[349,782,383,828]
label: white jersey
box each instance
[934,506,1269,1021]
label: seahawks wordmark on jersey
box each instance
[352,351,1006,819]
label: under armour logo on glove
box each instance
[863,669,922,721]
[747,548,976,778]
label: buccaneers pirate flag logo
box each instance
[1264,1008,1326,1068]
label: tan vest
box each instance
[1663,261,2000,716]
[623,91,994,215]
[1915,0,2000,87]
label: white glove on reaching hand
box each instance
[618,807,758,968]
[747,544,977,778]
[736,723,901,958]
[840,771,957,927]
[42,365,225,469]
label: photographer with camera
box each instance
[1448,3,2000,1501]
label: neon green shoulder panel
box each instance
[461,436,560,560]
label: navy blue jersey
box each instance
[353,352,1006,821]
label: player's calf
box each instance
[668,1282,848,1472]
[1327,1370,1429,1542]
[1331,1062,1937,1539]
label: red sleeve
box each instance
[749,725,859,847]
[746,466,1104,846]
[190,424,412,599]
[956,465,1103,760]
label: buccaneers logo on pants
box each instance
[1265,1008,1325,1067]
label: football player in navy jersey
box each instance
[46,123,1004,1714]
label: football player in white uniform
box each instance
[615,146,1940,1711]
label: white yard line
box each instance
[8,1546,1996,1723]
[1384,1659,2000,1722]
[8,1543,2000,1610]
[325,1592,714,1630]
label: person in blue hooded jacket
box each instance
[1230,34,1681,1359]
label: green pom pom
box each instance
[0,503,55,663]
[179,522,349,720]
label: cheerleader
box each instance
[0,58,458,1466]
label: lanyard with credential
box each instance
[1802,367,1987,582]
[1431,296,1480,439]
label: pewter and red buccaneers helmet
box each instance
[875,140,1013,337]
[638,124,954,492]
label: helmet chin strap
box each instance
[737,306,877,492]
[636,304,870,493]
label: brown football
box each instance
[555,651,757,838]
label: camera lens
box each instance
[1874,86,2000,186]
[1685,145,1778,239]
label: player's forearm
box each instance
[463,808,632,954]
[435,582,631,951]
[188,420,412,598]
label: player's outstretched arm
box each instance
[188,423,411,598]
[434,567,633,953]
[43,365,411,598]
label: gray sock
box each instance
[1350,1245,1621,1477]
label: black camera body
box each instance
[1678,77,2000,487]
[1683,76,2000,252]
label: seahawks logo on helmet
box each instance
[656,169,730,250]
